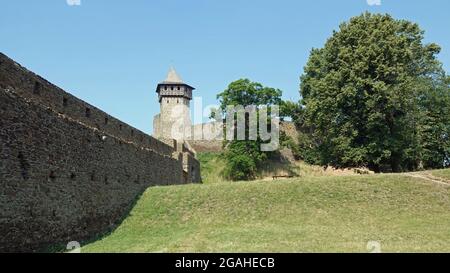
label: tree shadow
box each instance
[42,189,146,253]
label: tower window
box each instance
[33,81,41,95]
[18,152,30,180]
[177,99,179,104]
[49,171,56,181]
[164,86,167,90]
[177,86,180,91]
[167,100,169,104]
[171,86,174,91]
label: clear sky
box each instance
[1,0,449,134]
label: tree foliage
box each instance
[217,79,282,111]
[280,100,302,120]
[217,79,282,180]
[222,141,268,180]
[299,13,450,172]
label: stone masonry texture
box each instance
[0,53,201,252]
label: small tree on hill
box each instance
[216,79,282,180]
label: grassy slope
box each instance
[431,168,450,180]
[197,152,228,184]
[197,152,356,184]
[82,173,450,253]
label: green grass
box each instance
[431,168,450,180]
[82,173,450,253]
[197,152,228,184]
[197,152,354,184]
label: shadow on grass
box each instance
[258,157,301,179]
[42,189,146,253]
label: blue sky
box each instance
[1,0,450,134]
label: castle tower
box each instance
[153,67,195,140]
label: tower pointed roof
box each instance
[163,67,184,84]
[156,66,195,95]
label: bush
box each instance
[223,141,267,181]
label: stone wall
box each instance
[187,140,224,153]
[280,121,299,144]
[0,53,201,252]
[0,53,174,157]
[186,121,297,154]
[182,152,202,183]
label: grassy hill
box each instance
[82,168,450,253]
[432,169,450,180]
[197,152,360,184]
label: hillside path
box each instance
[403,172,450,186]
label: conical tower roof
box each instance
[162,67,184,84]
[156,66,195,94]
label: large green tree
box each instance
[299,13,450,172]
[217,79,282,180]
